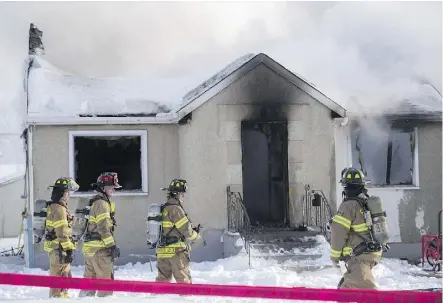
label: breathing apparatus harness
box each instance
[43,200,73,242]
[157,195,185,247]
[42,199,76,264]
[339,189,389,262]
[81,185,116,242]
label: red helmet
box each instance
[96,172,122,189]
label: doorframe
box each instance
[240,120,290,227]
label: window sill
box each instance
[366,185,420,191]
[71,191,149,197]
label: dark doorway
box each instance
[241,121,289,227]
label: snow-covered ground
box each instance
[0,237,441,302]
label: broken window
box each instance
[70,131,147,193]
[351,119,415,186]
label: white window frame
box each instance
[68,130,148,197]
[347,126,420,190]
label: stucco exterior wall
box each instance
[0,178,25,237]
[178,100,228,262]
[399,123,442,242]
[31,124,179,268]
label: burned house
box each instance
[25,52,349,268]
[23,26,441,267]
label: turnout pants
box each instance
[79,248,114,297]
[48,250,72,298]
[338,257,378,289]
[156,251,192,283]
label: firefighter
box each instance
[331,167,383,289]
[44,177,79,298]
[156,179,201,283]
[79,172,121,297]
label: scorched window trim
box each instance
[347,126,420,189]
[68,130,148,196]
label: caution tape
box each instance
[0,273,441,302]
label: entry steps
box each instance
[245,228,327,265]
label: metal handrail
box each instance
[227,186,251,232]
[302,184,333,240]
[226,186,252,252]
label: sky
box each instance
[0,1,441,164]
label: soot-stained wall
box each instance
[179,63,338,233]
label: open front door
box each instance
[241,121,289,227]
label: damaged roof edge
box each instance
[26,113,180,125]
[175,53,346,120]
[28,53,347,125]
[260,55,346,118]
[346,112,443,123]
[175,56,264,120]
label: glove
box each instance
[109,245,120,259]
[64,250,74,264]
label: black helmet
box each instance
[339,167,368,186]
[95,172,122,189]
[48,177,79,192]
[161,179,188,193]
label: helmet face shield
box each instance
[67,179,80,192]
[111,173,122,189]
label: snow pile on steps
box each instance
[247,235,330,258]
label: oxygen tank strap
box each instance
[83,196,105,239]
[157,202,188,246]
[83,232,102,242]
[45,231,57,241]
[164,237,182,245]
[344,196,369,210]
[372,212,387,218]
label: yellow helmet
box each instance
[49,177,79,192]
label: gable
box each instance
[176,53,346,120]
[211,62,319,107]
